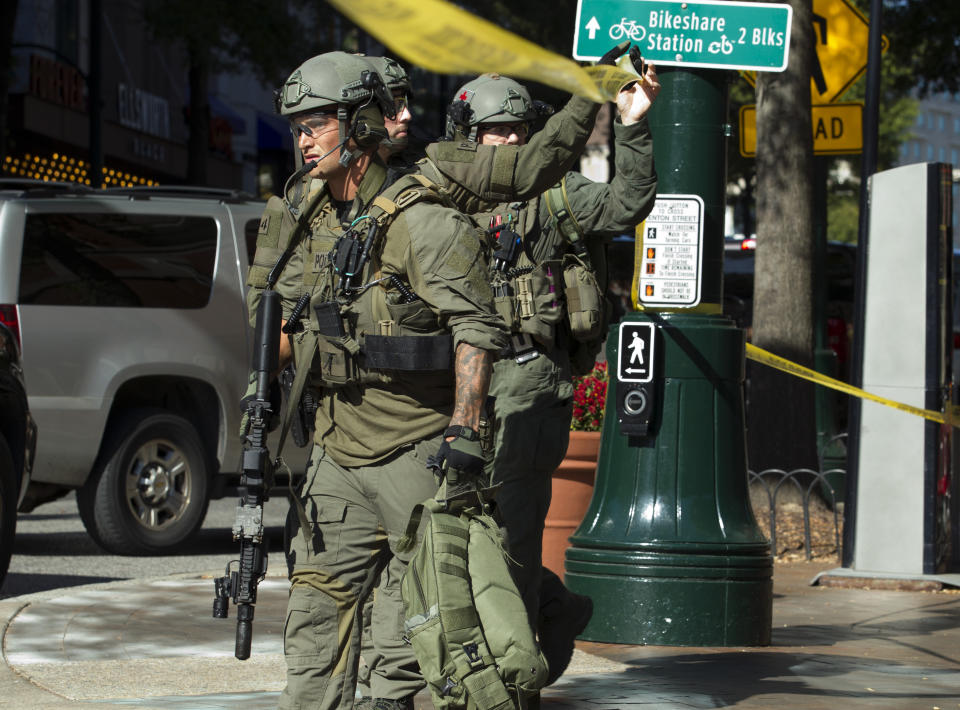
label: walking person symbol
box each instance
[629,330,646,366]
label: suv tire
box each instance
[0,436,16,588]
[78,409,209,555]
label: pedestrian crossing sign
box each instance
[617,322,655,383]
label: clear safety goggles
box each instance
[290,113,338,138]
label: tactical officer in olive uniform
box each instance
[364,56,415,167]
[445,65,659,685]
[351,51,654,706]
[245,51,507,710]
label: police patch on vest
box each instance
[313,251,329,272]
[258,214,270,234]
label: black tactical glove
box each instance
[626,45,646,76]
[427,426,485,485]
[597,40,631,66]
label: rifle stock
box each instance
[213,288,281,660]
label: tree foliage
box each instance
[885,0,960,96]
[143,0,313,183]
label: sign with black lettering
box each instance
[635,194,704,307]
[739,102,862,156]
[617,322,655,383]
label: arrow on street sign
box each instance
[574,0,793,72]
[585,16,601,39]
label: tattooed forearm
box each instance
[450,344,492,433]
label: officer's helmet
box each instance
[365,56,412,95]
[276,51,395,155]
[445,74,538,142]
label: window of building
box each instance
[19,213,218,308]
[939,114,946,132]
[939,146,947,162]
[915,141,922,159]
[928,144,935,160]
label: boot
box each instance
[538,590,593,685]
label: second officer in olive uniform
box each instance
[245,51,507,710]
[445,65,660,684]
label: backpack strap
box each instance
[369,173,451,229]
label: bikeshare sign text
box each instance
[574,0,793,72]
[638,194,704,307]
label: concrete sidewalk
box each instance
[2,561,959,709]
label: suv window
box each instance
[19,213,217,308]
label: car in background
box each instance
[0,179,308,556]
[0,318,36,588]
[722,237,856,376]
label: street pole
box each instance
[842,0,883,568]
[565,66,773,646]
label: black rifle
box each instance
[212,288,282,660]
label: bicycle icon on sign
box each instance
[608,17,646,42]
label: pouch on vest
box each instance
[311,301,361,386]
[562,252,604,342]
[402,501,548,710]
[491,274,518,332]
[515,259,563,348]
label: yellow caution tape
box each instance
[325,0,638,102]
[746,342,958,427]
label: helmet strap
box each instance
[337,105,357,167]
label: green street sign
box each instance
[573,0,793,72]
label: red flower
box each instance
[570,360,609,432]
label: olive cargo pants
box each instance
[278,437,440,710]
[488,349,573,624]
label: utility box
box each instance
[851,161,955,575]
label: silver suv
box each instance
[0,179,305,555]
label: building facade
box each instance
[4,0,293,195]
[896,91,960,239]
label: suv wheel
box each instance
[0,436,16,589]
[78,409,209,555]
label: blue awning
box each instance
[209,95,247,135]
[257,111,293,151]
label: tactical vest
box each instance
[481,177,606,355]
[280,172,459,389]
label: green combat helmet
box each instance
[445,73,539,142]
[365,55,412,95]
[366,55,413,155]
[276,51,395,168]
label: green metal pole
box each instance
[565,67,773,646]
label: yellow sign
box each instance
[739,102,863,157]
[324,0,638,103]
[742,0,888,103]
